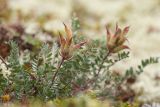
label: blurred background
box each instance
[1,0,160,101]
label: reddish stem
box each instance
[51,58,64,86]
[97,52,110,76]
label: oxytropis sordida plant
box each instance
[0,19,159,103]
[51,23,87,85]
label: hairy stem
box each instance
[85,52,110,86]
[51,58,64,86]
[97,52,110,76]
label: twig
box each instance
[0,56,8,69]
[51,58,64,86]
[96,52,110,76]
[85,52,110,86]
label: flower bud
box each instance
[59,23,86,60]
[106,24,129,53]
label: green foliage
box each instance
[7,41,21,72]
[0,39,131,100]
[125,57,159,77]
[1,40,132,101]
[0,70,8,95]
